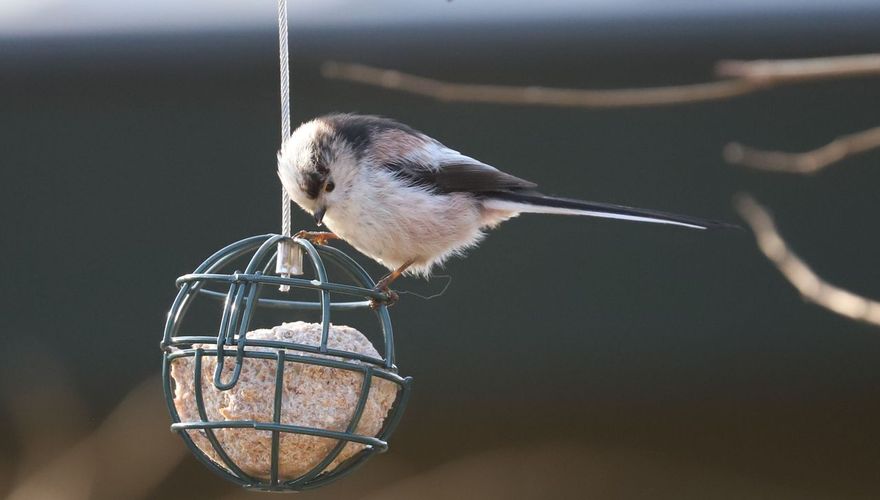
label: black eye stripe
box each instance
[301,171,324,199]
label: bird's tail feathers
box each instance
[483,192,736,230]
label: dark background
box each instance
[2,6,880,499]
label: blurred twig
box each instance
[716,54,880,83]
[724,126,880,174]
[321,54,880,108]
[734,194,880,327]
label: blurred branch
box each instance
[321,61,759,107]
[321,54,880,108]
[734,194,880,327]
[724,126,880,173]
[5,374,187,500]
[2,350,93,500]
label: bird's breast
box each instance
[324,186,484,271]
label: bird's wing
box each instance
[381,143,736,230]
[386,147,538,193]
[432,155,538,193]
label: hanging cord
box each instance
[276,0,301,288]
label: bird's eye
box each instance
[325,181,335,193]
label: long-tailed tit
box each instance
[278,113,733,298]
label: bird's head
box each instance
[277,116,362,226]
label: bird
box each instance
[278,113,734,302]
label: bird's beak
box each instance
[313,206,326,226]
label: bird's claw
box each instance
[294,230,337,246]
[370,286,399,309]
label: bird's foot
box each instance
[370,287,399,309]
[370,276,401,309]
[293,230,338,246]
[368,260,413,309]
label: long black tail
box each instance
[483,191,738,230]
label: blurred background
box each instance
[2,1,880,498]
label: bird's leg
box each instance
[370,259,415,308]
[294,230,339,246]
[376,260,414,291]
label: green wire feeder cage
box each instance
[161,234,413,491]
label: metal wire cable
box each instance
[278,0,291,239]
[276,0,301,286]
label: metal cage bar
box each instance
[288,366,374,488]
[270,351,286,486]
[192,349,257,483]
[162,234,413,491]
